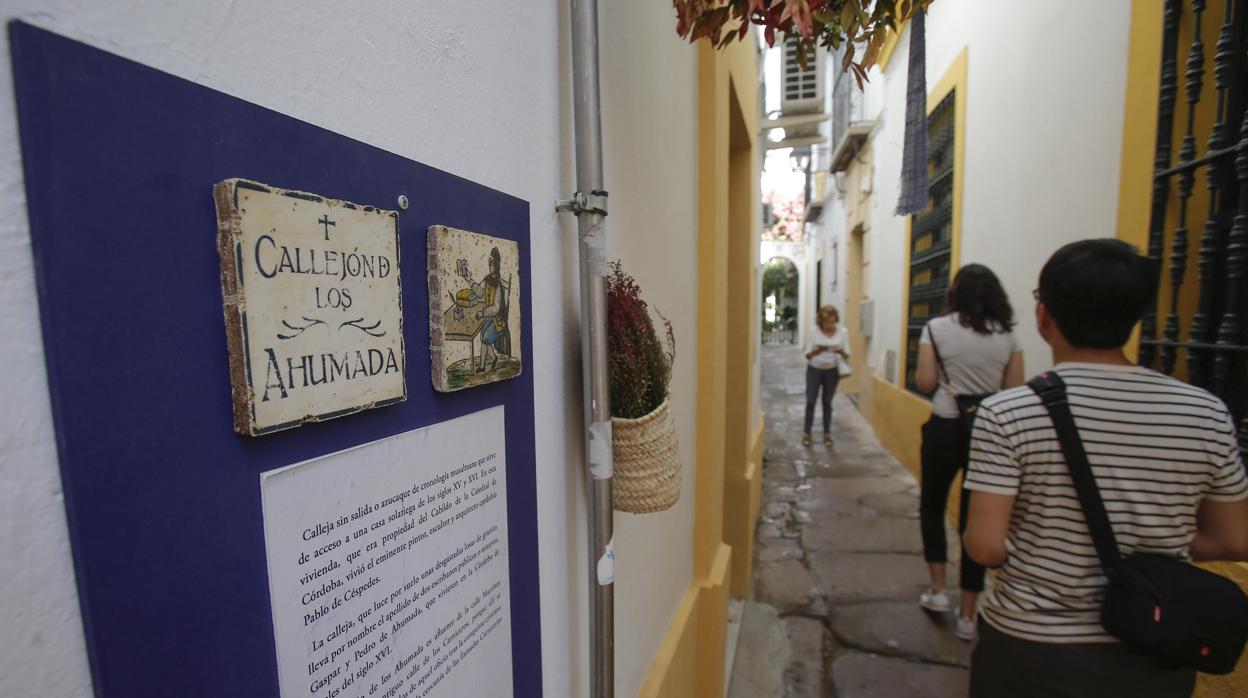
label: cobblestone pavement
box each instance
[728,346,971,697]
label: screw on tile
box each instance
[397,194,410,210]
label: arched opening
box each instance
[761,256,799,344]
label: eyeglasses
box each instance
[1032,288,1041,302]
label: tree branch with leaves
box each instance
[673,0,933,85]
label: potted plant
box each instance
[607,262,680,513]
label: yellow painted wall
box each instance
[1116,1,1248,692]
[863,375,928,480]
[640,35,760,698]
[723,85,761,598]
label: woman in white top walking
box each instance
[914,264,1024,641]
[802,305,850,447]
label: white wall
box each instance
[862,29,911,374]
[0,2,705,697]
[597,3,700,696]
[864,0,1133,377]
[820,209,848,317]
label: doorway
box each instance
[761,256,799,344]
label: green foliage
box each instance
[761,258,798,299]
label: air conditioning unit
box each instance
[781,41,824,120]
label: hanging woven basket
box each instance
[612,396,681,514]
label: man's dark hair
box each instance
[1037,239,1159,349]
[946,263,1015,334]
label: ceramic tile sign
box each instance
[427,226,522,392]
[214,179,406,436]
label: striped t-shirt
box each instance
[964,362,1248,643]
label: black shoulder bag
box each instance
[1029,371,1248,674]
[927,324,990,441]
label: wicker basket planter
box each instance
[612,396,681,513]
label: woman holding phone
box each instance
[802,305,851,447]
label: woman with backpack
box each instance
[914,264,1024,641]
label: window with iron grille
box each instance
[904,91,956,394]
[1139,0,1248,460]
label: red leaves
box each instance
[606,262,676,419]
[673,0,934,84]
[781,0,815,39]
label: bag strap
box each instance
[926,321,955,394]
[1028,372,1122,574]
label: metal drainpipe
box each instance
[557,0,614,695]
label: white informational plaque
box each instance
[261,407,512,698]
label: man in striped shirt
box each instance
[963,239,1248,697]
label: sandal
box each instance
[823,434,834,446]
[802,433,812,447]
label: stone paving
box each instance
[727,346,972,697]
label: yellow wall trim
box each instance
[863,372,959,523]
[637,583,699,698]
[877,22,904,72]
[865,374,929,480]
[1114,0,1163,251]
[728,418,767,594]
[1114,0,1164,362]
[638,543,732,698]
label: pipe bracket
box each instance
[555,189,608,217]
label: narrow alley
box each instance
[9,3,1248,697]
[729,345,971,697]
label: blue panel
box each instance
[10,22,541,698]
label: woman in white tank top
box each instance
[913,264,1024,641]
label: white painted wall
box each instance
[861,30,911,374]
[597,3,700,696]
[0,2,707,697]
[862,0,1133,377]
[810,172,847,323]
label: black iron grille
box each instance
[1139,0,1248,460]
[905,92,956,394]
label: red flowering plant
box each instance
[672,0,933,85]
[607,261,676,420]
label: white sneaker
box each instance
[956,616,977,641]
[919,590,951,613]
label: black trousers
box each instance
[919,416,985,592]
[971,620,1196,697]
[803,366,840,433]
